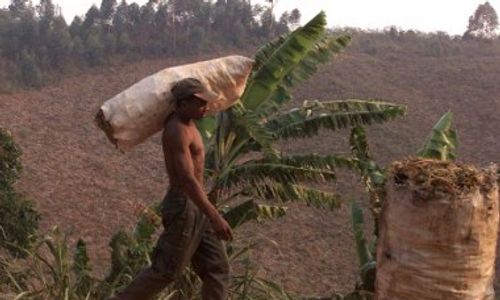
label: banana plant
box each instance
[118,12,406,234]
[197,12,406,227]
[102,12,407,299]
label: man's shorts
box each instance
[151,189,221,279]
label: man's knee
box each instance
[195,259,230,279]
[150,265,177,283]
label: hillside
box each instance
[1,36,500,297]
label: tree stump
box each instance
[376,158,498,300]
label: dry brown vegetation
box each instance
[1,32,500,297]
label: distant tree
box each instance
[265,0,275,32]
[0,13,19,61]
[463,1,499,39]
[46,16,72,69]
[0,0,307,88]
[127,2,141,26]
[136,2,155,53]
[69,16,83,37]
[20,49,42,86]
[8,0,32,17]
[99,0,117,25]
[0,10,12,52]
[82,5,100,34]
[387,26,400,40]
[276,11,291,35]
[258,7,274,38]
[288,8,301,30]
[18,10,38,49]
[102,31,117,54]
[71,35,85,58]
[37,0,55,21]
[196,0,212,28]
[112,0,129,33]
[189,26,207,52]
[4,1,38,58]
[116,31,132,54]
[212,0,227,40]
[126,2,141,42]
[152,2,171,54]
[84,28,104,65]
[168,0,213,51]
[228,0,256,44]
[164,0,191,54]
[36,0,56,67]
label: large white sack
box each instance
[95,55,254,151]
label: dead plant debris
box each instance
[391,157,497,201]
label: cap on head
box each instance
[171,78,219,103]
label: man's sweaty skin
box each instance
[162,99,233,241]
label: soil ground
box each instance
[1,46,499,297]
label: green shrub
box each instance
[0,129,39,257]
[0,227,98,299]
[0,128,22,189]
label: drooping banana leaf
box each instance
[246,181,342,210]
[267,100,406,140]
[215,153,357,193]
[218,159,337,190]
[223,200,287,228]
[278,153,358,171]
[230,104,278,159]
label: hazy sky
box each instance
[0,0,498,36]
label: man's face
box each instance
[180,95,208,119]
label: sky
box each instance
[0,0,498,36]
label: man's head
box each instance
[171,78,218,120]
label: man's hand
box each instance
[210,214,233,241]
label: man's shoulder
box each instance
[163,116,189,143]
[164,115,183,132]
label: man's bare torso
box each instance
[162,115,205,189]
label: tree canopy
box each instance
[463,1,499,39]
[0,0,301,88]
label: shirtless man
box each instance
[110,78,233,300]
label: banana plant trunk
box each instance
[376,158,498,300]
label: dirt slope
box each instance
[1,44,499,296]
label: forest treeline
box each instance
[0,0,499,91]
[0,0,300,89]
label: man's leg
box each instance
[191,224,230,300]
[108,266,174,300]
[110,190,199,300]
